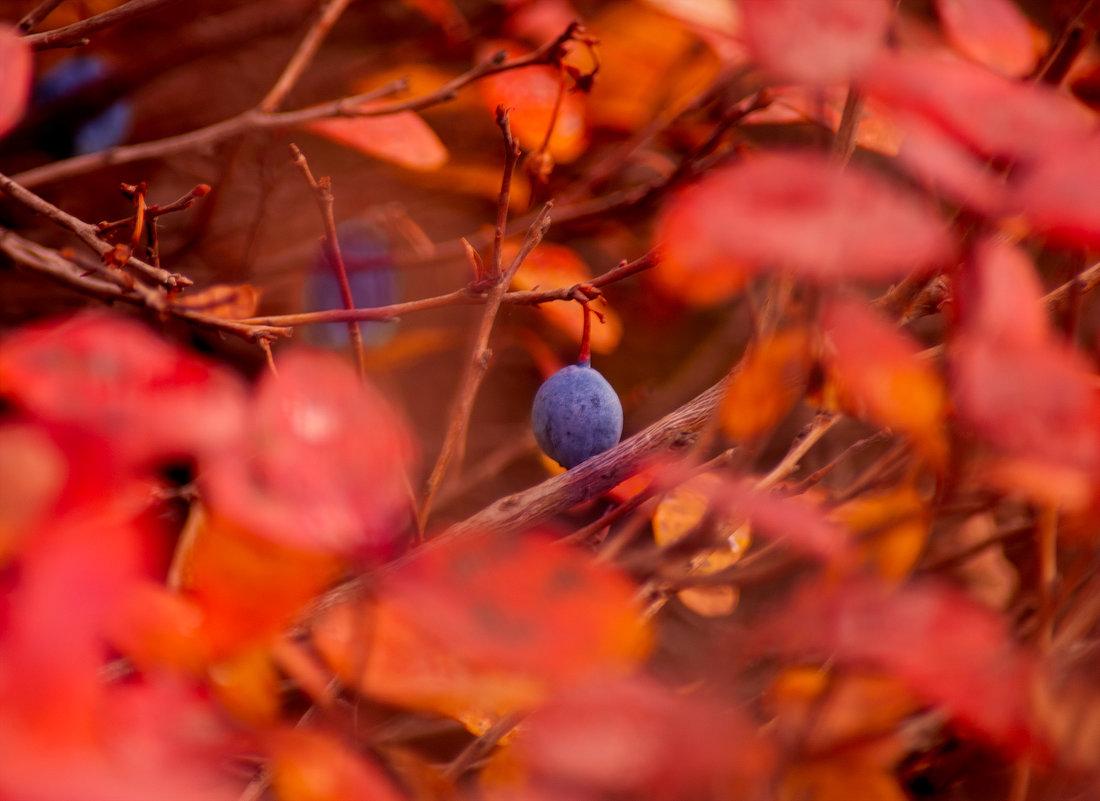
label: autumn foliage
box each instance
[4,0,1100,799]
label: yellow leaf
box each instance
[833,486,930,581]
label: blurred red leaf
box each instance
[656,151,953,300]
[483,676,771,800]
[935,0,1037,77]
[954,237,1048,348]
[304,112,449,171]
[894,118,1007,214]
[0,25,30,139]
[383,529,652,682]
[740,0,891,84]
[766,578,1041,755]
[1005,141,1100,248]
[478,41,588,163]
[201,348,416,555]
[268,727,407,801]
[0,312,248,467]
[821,298,948,464]
[860,51,1094,164]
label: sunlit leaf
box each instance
[0,25,31,139]
[477,41,588,162]
[0,312,249,466]
[656,151,953,302]
[172,283,261,319]
[305,111,448,171]
[267,727,407,801]
[721,328,812,441]
[207,647,281,727]
[821,297,948,465]
[935,0,1038,77]
[507,241,623,354]
[200,348,416,555]
[859,51,1094,164]
[640,0,740,32]
[740,0,891,84]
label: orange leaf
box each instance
[821,297,948,465]
[833,486,930,581]
[207,647,281,727]
[268,727,406,801]
[655,151,953,302]
[313,594,544,732]
[740,0,890,84]
[935,0,1038,77]
[305,111,448,171]
[383,530,652,683]
[507,241,623,354]
[172,283,261,319]
[478,40,588,163]
[721,328,812,441]
[0,25,30,139]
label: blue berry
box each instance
[531,362,623,469]
[305,221,399,348]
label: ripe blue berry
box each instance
[305,220,398,348]
[531,361,623,469]
[33,56,132,156]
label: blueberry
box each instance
[305,221,399,348]
[531,362,623,469]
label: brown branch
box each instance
[0,227,292,344]
[13,23,587,189]
[417,188,553,529]
[17,0,67,33]
[289,143,366,379]
[259,0,354,113]
[23,0,183,49]
[0,171,189,289]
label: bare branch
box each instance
[23,0,183,50]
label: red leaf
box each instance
[766,578,1041,755]
[201,348,416,555]
[656,151,953,296]
[894,118,1007,214]
[860,51,1094,165]
[491,676,771,799]
[935,0,1037,77]
[0,312,249,467]
[1006,140,1100,248]
[0,25,31,139]
[954,238,1048,349]
[382,530,652,683]
[740,0,891,84]
[268,727,407,801]
[304,112,448,171]
[477,40,588,163]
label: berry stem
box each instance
[578,301,592,366]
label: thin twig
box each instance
[0,170,189,289]
[17,0,67,33]
[830,86,863,166]
[13,22,586,188]
[417,190,554,529]
[289,143,367,379]
[441,712,524,782]
[23,0,183,49]
[259,0,354,113]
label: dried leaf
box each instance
[821,298,948,465]
[305,111,448,171]
[935,0,1038,77]
[656,151,953,301]
[172,283,261,319]
[740,0,891,84]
